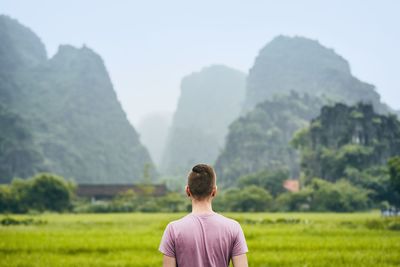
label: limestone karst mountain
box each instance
[243,35,389,114]
[0,15,153,183]
[216,36,396,186]
[161,65,246,177]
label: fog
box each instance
[2,0,399,127]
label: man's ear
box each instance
[211,186,217,197]
[185,185,191,197]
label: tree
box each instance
[9,178,32,213]
[343,166,394,205]
[159,192,186,212]
[308,179,370,212]
[27,173,75,212]
[0,185,13,212]
[293,103,400,183]
[388,157,400,205]
[238,169,289,197]
[277,178,370,212]
[215,92,325,187]
[1,173,75,213]
[222,185,273,212]
[275,189,312,212]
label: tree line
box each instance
[1,155,399,213]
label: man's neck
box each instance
[191,198,214,214]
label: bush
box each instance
[0,185,13,212]
[238,169,289,197]
[0,216,46,226]
[221,185,273,212]
[72,191,190,213]
[388,157,400,206]
[275,189,311,212]
[138,200,161,212]
[9,178,33,213]
[0,173,75,213]
[27,173,75,212]
[275,178,370,212]
[157,192,187,212]
[365,218,400,231]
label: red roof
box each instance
[283,180,300,192]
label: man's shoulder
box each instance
[213,212,239,222]
[168,212,242,230]
[168,214,193,227]
[214,213,242,228]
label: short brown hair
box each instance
[188,164,216,199]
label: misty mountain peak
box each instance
[50,44,105,72]
[0,15,153,183]
[244,35,379,111]
[0,15,47,69]
[258,35,350,74]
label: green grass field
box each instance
[0,212,399,267]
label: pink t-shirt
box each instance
[159,211,248,267]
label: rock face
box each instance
[0,104,44,183]
[243,35,387,113]
[0,15,46,71]
[293,103,400,182]
[215,92,324,186]
[0,15,153,183]
[161,65,246,176]
[216,36,394,186]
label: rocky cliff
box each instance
[0,15,153,183]
[161,65,246,176]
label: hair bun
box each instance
[192,165,203,173]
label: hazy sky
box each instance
[2,0,399,126]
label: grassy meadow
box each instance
[0,212,399,267]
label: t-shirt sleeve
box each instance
[158,223,176,258]
[232,222,248,256]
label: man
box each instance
[159,164,249,267]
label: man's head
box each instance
[186,164,217,200]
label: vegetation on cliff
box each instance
[0,15,153,183]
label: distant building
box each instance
[283,179,300,192]
[76,184,167,200]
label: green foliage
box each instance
[218,36,394,188]
[217,185,273,212]
[0,185,13,212]
[28,173,75,212]
[343,166,399,205]
[0,173,75,213]
[0,216,46,226]
[0,104,44,182]
[294,103,400,183]
[238,168,289,197]
[159,192,187,212]
[74,191,188,213]
[388,156,400,194]
[216,92,324,186]
[275,190,312,212]
[0,16,153,183]
[277,178,370,212]
[365,217,400,231]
